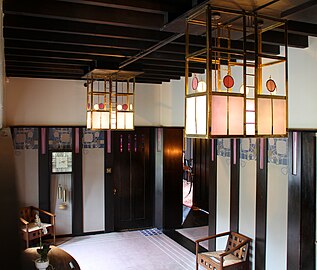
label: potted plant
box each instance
[34,214,51,270]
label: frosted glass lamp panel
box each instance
[258,98,272,135]
[186,97,196,135]
[211,95,227,135]
[229,96,244,135]
[87,112,91,129]
[125,112,134,129]
[100,112,110,129]
[246,99,255,111]
[273,99,286,134]
[92,112,101,129]
[117,112,125,129]
[111,111,117,129]
[246,111,255,124]
[195,96,207,135]
[246,124,255,135]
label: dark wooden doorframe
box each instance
[105,127,154,231]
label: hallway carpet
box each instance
[58,228,197,270]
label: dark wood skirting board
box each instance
[255,138,268,270]
[72,127,83,235]
[230,139,240,233]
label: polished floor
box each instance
[58,228,197,270]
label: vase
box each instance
[34,258,49,270]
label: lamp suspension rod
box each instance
[119,32,184,69]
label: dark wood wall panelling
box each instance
[72,127,83,235]
[163,128,183,229]
[288,131,316,270]
[193,139,209,212]
[38,127,50,216]
[208,139,217,251]
[105,130,114,232]
[300,132,316,270]
[255,138,268,270]
[230,139,240,233]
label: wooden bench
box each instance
[20,206,56,248]
[196,231,251,270]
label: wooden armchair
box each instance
[20,206,56,248]
[195,231,251,270]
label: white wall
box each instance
[239,158,256,270]
[161,78,185,127]
[5,78,86,126]
[134,83,161,126]
[82,148,105,232]
[4,77,183,127]
[288,36,317,129]
[15,150,39,207]
[266,164,288,270]
[216,154,231,249]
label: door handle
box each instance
[113,188,117,195]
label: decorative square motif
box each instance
[13,128,38,149]
[49,128,72,150]
[82,129,105,148]
[268,138,288,165]
[240,138,256,160]
[217,139,231,158]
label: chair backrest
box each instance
[20,206,36,223]
[225,232,250,261]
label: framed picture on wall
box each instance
[51,151,72,173]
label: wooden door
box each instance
[112,128,153,231]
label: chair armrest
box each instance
[20,217,29,225]
[195,231,230,244]
[32,206,56,217]
[219,239,251,257]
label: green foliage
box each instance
[36,243,51,262]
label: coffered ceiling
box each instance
[3,0,317,84]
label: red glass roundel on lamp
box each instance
[223,75,234,88]
[266,77,276,92]
[192,74,198,90]
[99,103,104,109]
[122,104,128,111]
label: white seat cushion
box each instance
[202,251,242,266]
[21,222,52,233]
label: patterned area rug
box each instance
[58,228,196,270]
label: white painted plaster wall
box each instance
[266,163,288,270]
[216,154,231,249]
[4,75,185,127]
[161,78,185,127]
[288,36,317,129]
[14,150,39,207]
[82,148,105,232]
[239,156,256,270]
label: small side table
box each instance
[22,246,80,270]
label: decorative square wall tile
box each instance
[82,129,105,148]
[13,128,38,149]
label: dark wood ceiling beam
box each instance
[5,55,91,66]
[281,0,317,18]
[135,78,164,84]
[4,15,173,42]
[5,70,84,79]
[287,20,317,37]
[5,61,86,70]
[4,28,190,55]
[247,30,308,48]
[4,0,165,30]
[5,65,84,75]
[57,0,178,14]
[138,73,181,80]
[5,40,186,62]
